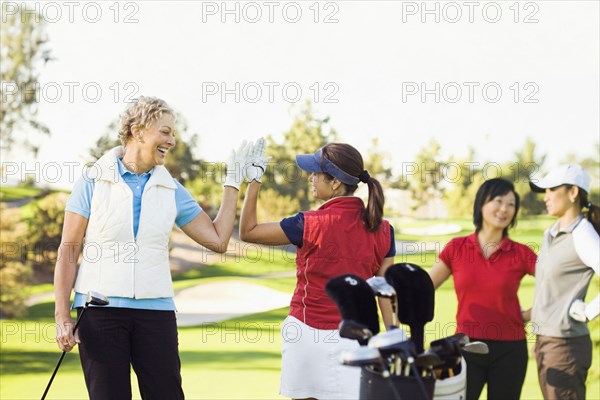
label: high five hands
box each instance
[245,137,271,183]
[223,138,271,190]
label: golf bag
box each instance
[327,265,476,400]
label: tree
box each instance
[0,3,52,154]
[262,100,337,211]
[404,139,447,216]
[364,138,393,183]
[444,147,482,218]
[506,138,546,216]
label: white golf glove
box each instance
[569,300,587,322]
[245,137,271,183]
[224,140,251,190]
[568,299,599,322]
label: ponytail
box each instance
[587,205,600,235]
[578,192,600,235]
[320,143,386,232]
[363,176,384,232]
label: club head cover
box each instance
[326,274,380,336]
[384,263,435,353]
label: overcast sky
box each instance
[3,1,599,189]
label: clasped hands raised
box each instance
[224,138,271,190]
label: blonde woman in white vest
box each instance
[53,96,251,399]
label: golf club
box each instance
[367,328,408,375]
[414,352,443,370]
[340,346,391,377]
[338,319,373,346]
[384,263,435,354]
[41,291,109,400]
[368,325,432,399]
[341,347,404,400]
[367,276,399,328]
[462,341,489,354]
[369,329,423,398]
[326,274,380,337]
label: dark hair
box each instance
[564,185,600,236]
[473,178,520,237]
[321,143,384,232]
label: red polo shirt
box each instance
[439,233,537,341]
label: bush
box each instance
[0,205,32,317]
[26,192,68,277]
[256,188,301,221]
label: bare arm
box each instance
[522,308,531,322]
[54,211,88,352]
[239,181,291,245]
[376,256,396,329]
[428,260,452,289]
[181,186,240,253]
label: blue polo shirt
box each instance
[66,157,202,310]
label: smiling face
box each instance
[132,113,175,169]
[309,172,336,200]
[481,192,517,232]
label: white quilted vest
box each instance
[74,146,177,299]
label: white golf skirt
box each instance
[279,315,361,400]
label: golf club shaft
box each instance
[410,363,431,400]
[41,307,87,400]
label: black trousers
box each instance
[77,307,184,400]
[462,338,528,400]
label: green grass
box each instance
[3,285,598,400]
[2,216,599,399]
[0,186,42,202]
[24,284,55,297]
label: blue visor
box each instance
[296,149,360,186]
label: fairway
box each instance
[1,218,599,399]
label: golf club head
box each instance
[430,335,463,354]
[339,319,373,346]
[326,274,380,336]
[86,291,109,306]
[428,336,463,370]
[462,341,489,354]
[367,276,396,298]
[368,329,408,351]
[415,352,444,369]
[369,330,417,365]
[340,347,391,378]
[441,332,468,346]
[340,346,384,366]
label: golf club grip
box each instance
[41,308,86,400]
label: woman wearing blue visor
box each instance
[240,141,396,400]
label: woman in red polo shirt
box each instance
[240,141,396,400]
[429,178,537,400]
